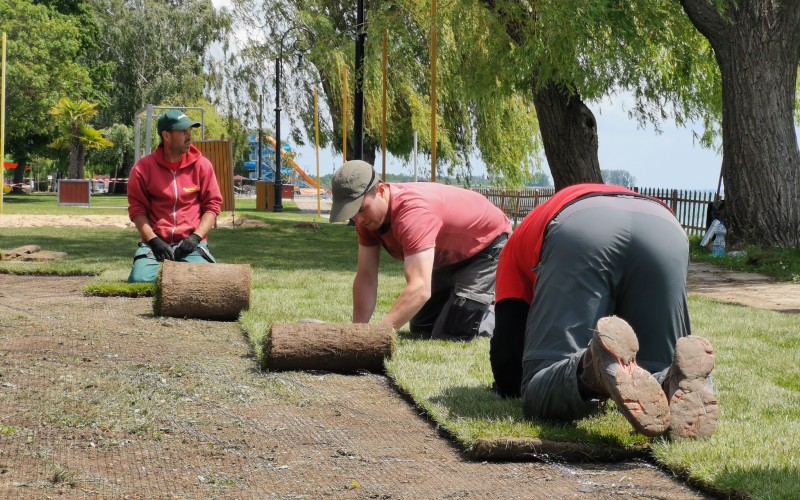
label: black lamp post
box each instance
[273,25,312,212]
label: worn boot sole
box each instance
[593,317,670,437]
[668,336,719,440]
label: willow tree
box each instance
[478,0,721,189]
[678,1,800,247]
[227,0,542,185]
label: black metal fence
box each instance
[472,186,718,236]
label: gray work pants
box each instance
[521,195,691,421]
[410,234,507,341]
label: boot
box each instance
[581,316,670,437]
[664,336,719,439]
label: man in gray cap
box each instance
[126,109,223,282]
[330,160,511,340]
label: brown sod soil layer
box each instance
[154,260,252,320]
[266,322,394,372]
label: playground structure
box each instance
[245,134,321,191]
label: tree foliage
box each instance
[86,123,134,178]
[601,169,637,188]
[48,98,113,179]
[0,0,94,180]
[89,0,231,127]
[477,0,721,188]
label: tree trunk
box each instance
[532,82,603,191]
[346,141,377,167]
[11,158,27,184]
[69,138,85,180]
[680,0,800,246]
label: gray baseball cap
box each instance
[329,160,379,223]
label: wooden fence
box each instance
[471,187,556,226]
[472,186,718,236]
[633,187,718,236]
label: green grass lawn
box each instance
[1,192,798,499]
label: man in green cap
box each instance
[329,160,511,340]
[126,109,223,283]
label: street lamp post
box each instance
[273,25,312,212]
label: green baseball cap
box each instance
[329,160,380,223]
[157,109,201,135]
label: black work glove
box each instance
[174,233,202,260]
[147,236,174,262]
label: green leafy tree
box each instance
[602,169,637,188]
[679,1,800,247]
[89,0,231,128]
[85,123,133,178]
[34,0,114,108]
[0,0,94,183]
[48,98,114,179]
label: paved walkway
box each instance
[293,195,332,217]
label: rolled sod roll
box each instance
[266,323,395,372]
[154,260,251,320]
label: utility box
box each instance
[256,181,274,211]
[57,180,91,206]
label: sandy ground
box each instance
[0,214,135,229]
[687,261,800,312]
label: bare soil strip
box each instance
[0,274,706,498]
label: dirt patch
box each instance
[216,214,271,229]
[688,261,800,312]
[0,275,708,498]
[1,245,67,262]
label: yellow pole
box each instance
[430,0,437,183]
[342,64,348,163]
[315,86,321,218]
[1,33,7,215]
[382,29,388,182]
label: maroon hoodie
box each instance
[127,145,223,244]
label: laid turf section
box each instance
[385,335,652,459]
[651,297,800,498]
[386,296,800,498]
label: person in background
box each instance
[127,109,223,283]
[329,160,511,340]
[490,183,719,440]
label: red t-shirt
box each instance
[495,183,671,304]
[357,183,511,268]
